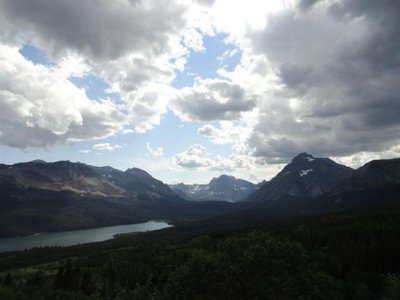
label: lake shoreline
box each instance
[0,220,172,253]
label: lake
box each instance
[0,221,171,253]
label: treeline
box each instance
[1,206,400,299]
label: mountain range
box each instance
[323,157,400,209]
[0,161,232,237]
[1,153,400,237]
[169,175,261,202]
[0,160,176,199]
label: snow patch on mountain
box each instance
[299,169,313,177]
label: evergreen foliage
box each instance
[1,206,400,299]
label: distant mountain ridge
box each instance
[246,153,354,204]
[322,157,400,209]
[2,155,400,238]
[0,160,235,237]
[331,158,400,194]
[0,160,175,200]
[0,160,125,197]
[170,175,258,202]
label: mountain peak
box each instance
[246,154,354,202]
[210,174,236,184]
[170,175,256,202]
[29,159,47,164]
[125,167,152,178]
[219,174,235,179]
[292,152,315,163]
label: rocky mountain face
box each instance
[324,158,400,208]
[330,158,400,194]
[170,175,258,202]
[246,153,354,204]
[89,166,177,200]
[2,155,400,238]
[0,161,125,197]
[0,160,237,237]
[0,160,176,200]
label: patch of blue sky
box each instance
[0,110,232,171]
[69,74,122,103]
[172,33,241,88]
[220,47,241,72]
[0,143,87,166]
[150,112,232,156]
[19,44,53,66]
[112,111,233,158]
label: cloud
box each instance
[279,63,313,91]
[171,78,256,121]
[198,124,215,137]
[240,0,400,163]
[197,122,252,152]
[0,0,205,140]
[79,149,91,154]
[174,144,211,169]
[146,142,164,158]
[333,144,400,169]
[123,83,175,133]
[0,45,124,148]
[0,0,187,61]
[183,28,205,52]
[194,0,216,6]
[173,143,253,172]
[297,0,322,11]
[92,143,122,151]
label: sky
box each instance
[0,0,399,184]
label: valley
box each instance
[1,1,399,298]
[1,153,399,238]
[1,153,400,299]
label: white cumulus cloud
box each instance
[0,45,124,148]
[92,143,123,151]
[146,142,164,158]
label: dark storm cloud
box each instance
[0,124,62,148]
[279,63,312,90]
[249,0,400,163]
[297,0,322,11]
[0,0,187,60]
[172,79,256,121]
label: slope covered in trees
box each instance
[1,205,400,299]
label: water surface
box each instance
[0,221,171,253]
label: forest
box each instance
[1,205,400,299]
